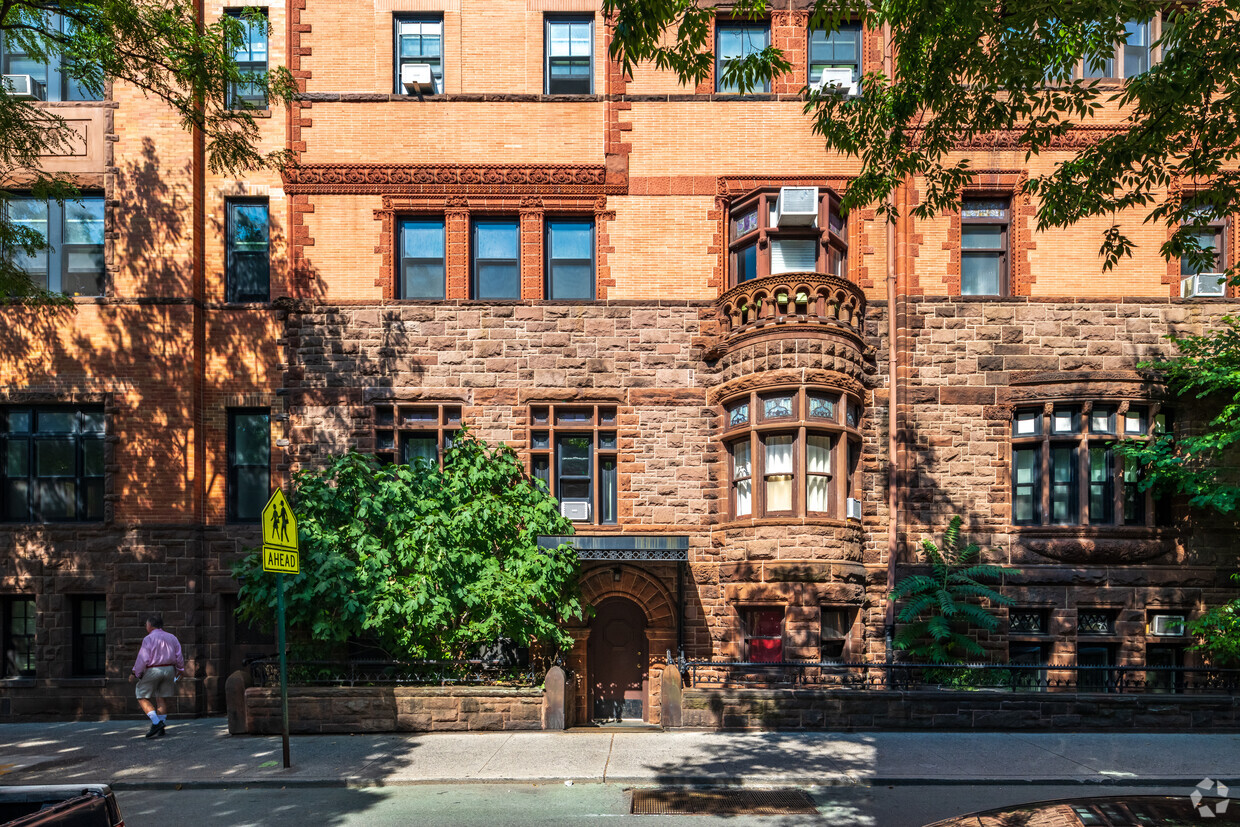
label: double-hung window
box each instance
[809,23,861,89]
[225,200,269,302]
[372,403,460,467]
[6,195,105,296]
[226,9,268,109]
[546,219,595,300]
[716,22,769,93]
[227,410,269,523]
[0,14,102,101]
[1012,403,1169,527]
[529,405,617,524]
[399,218,446,299]
[1,407,104,523]
[2,596,36,677]
[728,188,847,286]
[1077,19,1152,80]
[473,219,520,300]
[744,608,783,662]
[395,17,443,95]
[960,198,1009,295]
[1180,215,1226,296]
[545,17,592,94]
[72,596,106,677]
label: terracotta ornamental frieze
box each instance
[282,163,613,195]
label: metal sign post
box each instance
[261,489,300,770]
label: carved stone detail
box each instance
[284,164,612,194]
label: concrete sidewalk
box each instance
[0,720,1236,790]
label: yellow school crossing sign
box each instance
[261,489,300,574]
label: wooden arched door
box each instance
[588,597,648,723]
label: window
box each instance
[725,388,861,519]
[1077,642,1118,693]
[227,410,269,523]
[1,407,103,523]
[529,404,617,524]
[72,596,106,677]
[1011,403,1169,527]
[960,198,1009,295]
[744,608,783,662]
[5,195,105,296]
[372,403,460,467]
[716,22,770,93]
[809,23,861,88]
[226,9,268,109]
[1075,19,1152,80]
[399,218,446,300]
[545,17,593,94]
[1009,643,1049,689]
[1180,215,1226,293]
[225,200,269,303]
[820,607,855,660]
[2,597,35,677]
[0,13,102,101]
[395,17,443,94]
[1146,644,1185,694]
[728,188,847,286]
[546,219,595,300]
[473,219,520,300]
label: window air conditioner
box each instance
[560,500,590,521]
[1150,614,1186,637]
[813,67,858,97]
[846,497,862,520]
[775,186,819,227]
[1181,273,1226,298]
[2,74,43,100]
[400,63,435,95]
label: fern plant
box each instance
[891,515,1015,664]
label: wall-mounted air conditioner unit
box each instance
[2,74,43,100]
[813,67,858,97]
[560,500,590,522]
[775,186,818,227]
[1150,614,1186,637]
[1181,273,1226,298]
[846,497,862,520]
[400,63,435,95]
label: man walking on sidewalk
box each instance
[129,614,184,738]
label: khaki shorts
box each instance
[135,666,176,699]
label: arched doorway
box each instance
[588,597,648,723]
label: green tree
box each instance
[233,432,586,660]
[606,0,1240,279]
[1189,575,1240,668]
[1,1,296,300]
[890,516,1014,663]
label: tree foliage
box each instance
[606,0,1240,278]
[1188,574,1240,668]
[890,516,1015,664]
[1,1,297,300]
[1115,318,1240,513]
[233,432,586,660]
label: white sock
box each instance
[147,711,160,725]
[158,715,167,724]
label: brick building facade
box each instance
[1,1,1236,722]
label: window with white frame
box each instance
[395,17,443,94]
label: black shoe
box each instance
[156,722,166,737]
[145,721,165,738]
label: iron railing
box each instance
[679,659,1240,695]
[246,656,546,688]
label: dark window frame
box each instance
[529,404,618,525]
[225,7,269,109]
[819,606,856,661]
[1,406,104,523]
[545,218,596,300]
[4,194,106,297]
[727,188,847,287]
[2,596,36,677]
[0,12,103,102]
[472,218,521,300]
[544,15,594,95]
[226,408,270,524]
[394,14,444,95]
[225,198,270,303]
[743,606,784,662]
[72,595,106,677]
[397,216,446,300]
[372,402,461,467]
[715,20,771,94]
[960,196,1010,296]
[724,387,861,520]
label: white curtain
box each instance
[806,435,832,511]
[765,436,794,511]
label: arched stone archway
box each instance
[570,565,678,725]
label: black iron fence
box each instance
[246,656,547,688]
[679,659,1240,695]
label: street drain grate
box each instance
[630,788,817,816]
